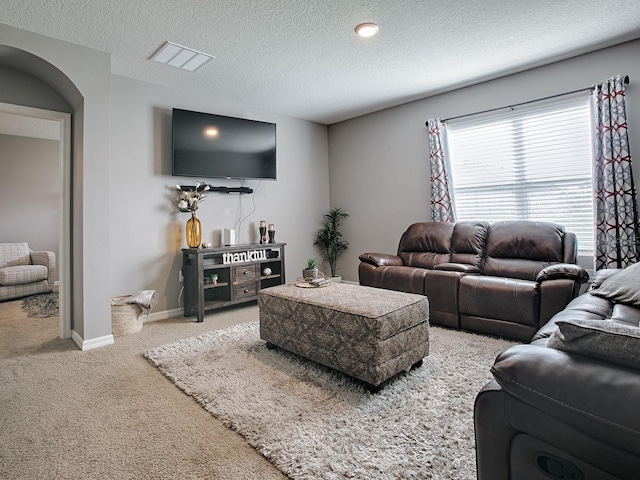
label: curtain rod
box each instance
[425,75,630,127]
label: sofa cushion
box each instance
[0,265,48,286]
[483,257,553,282]
[548,318,640,369]
[459,275,539,326]
[397,222,454,268]
[589,268,623,290]
[450,221,489,267]
[0,242,31,269]
[590,262,640,307]
[530,293,615,345]
[483,221,564,281]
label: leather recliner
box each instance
[475,268,640,479]
[359,220,589,341]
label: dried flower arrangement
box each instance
[176,183,210,213]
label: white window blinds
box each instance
[446,93,594,255]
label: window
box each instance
[446,93,593,255]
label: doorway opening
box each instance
[0,102,71,338]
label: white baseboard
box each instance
[69,309,184,351]
[71,330,114,351]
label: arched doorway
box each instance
[0,46,80,340]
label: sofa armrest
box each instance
[358,252,404,267]
[30,250,56,285]
[491,344,640,454]
[434,262,480,273]
[536,263,589,283]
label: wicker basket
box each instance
[111,295,143,336]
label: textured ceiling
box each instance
[1,0,640,125]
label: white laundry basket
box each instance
[111,295,143,336]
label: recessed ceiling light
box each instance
[149,41,215,72]
[355,23,379,38]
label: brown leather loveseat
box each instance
[359,220,589,341]
[475,266,640,479]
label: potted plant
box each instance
[314,207,349,282]
[302,257,319,281]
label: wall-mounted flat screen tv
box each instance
[172,108,277,180]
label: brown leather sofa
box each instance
[475,268,640,479]
[359,220,589,341]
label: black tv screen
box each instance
[172,108,277,180]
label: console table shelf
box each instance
[204,282,230,289]
[182,243,286,322]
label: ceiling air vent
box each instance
[149,41,215,72]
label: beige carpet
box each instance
[0,297,285,479]
[145,322,515,479]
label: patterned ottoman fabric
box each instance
[258,282,429,388]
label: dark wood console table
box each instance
[182,243,286,322]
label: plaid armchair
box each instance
[0,243,56,301]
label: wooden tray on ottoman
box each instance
[258,282,429,391]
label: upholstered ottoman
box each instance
[258,282,429,390]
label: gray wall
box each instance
[1,24,331,343]
[109,75,330,312]
[0,25,112,343]
[0,64,71,112]
[329,39,640,282]
[0,133,60,276]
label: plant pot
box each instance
[302,268,319,281]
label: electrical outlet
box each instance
[178,270,183,282]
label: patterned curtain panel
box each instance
[427,119,456,222]
[591,74,640,269]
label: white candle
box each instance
[260,220,266,227]
[268,224,275,231]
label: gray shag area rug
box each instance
[144,322,515,479]
[21,291,59,318]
